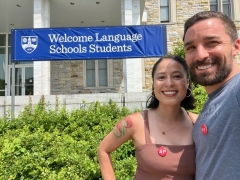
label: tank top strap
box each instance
[143,110,152,144]
[185,110,194,125]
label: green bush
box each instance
[0,97,136,180]
[191,84,208,114]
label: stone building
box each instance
[0,0,239,97]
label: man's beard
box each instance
[189,57,232,86]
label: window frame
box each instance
[210,0,233,19]
[232,0,240,20]
[0,34,8,96]
[159,0,176,23]
[160,0,170,23]
[83,59,113,88]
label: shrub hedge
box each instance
[0,96,136,179]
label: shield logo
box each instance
[21,36,38,54]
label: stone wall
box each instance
[51,59,124,94]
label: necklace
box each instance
[159,121,180,135]
[155,110,181,135]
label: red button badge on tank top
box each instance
[158,146,167,157]
[201,124,208,135]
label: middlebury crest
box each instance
[21,36,38,54]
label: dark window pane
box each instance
[160,0,168,6]
[160,7,169,22]
[0,91,5,96]
[25,67,34,95]
[222,0,230,3]
[223,0,231,18]
[0,48,6,90]
[8,47,11,65]
[160,0,169,22]
[86,70,95,87]
[98,60,107,69]
[0,34,6,46]
[210,5,217,11]
[10,67,22,96]
[86,60,95,87]
[98,60,107,86]
[99,70,107,86]
[210,0,218,11]
[8,34,11,46]
[223,4,230,16]
[86,60,95,69]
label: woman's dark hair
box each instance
[146,55,195,110]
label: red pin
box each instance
[201,124,208,135]
[158,146,167,157]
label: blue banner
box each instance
[11,25,167,62]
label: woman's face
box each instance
[153,58,189,107]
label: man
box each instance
[183,11,240,180]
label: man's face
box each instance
[184,18,236,86]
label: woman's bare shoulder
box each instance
[188,111,199,123]
[127,110,145,123]
[127,110,146,147]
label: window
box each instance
[0,48,6,96]
[210,0,218,11]
[210,0,233,18]
[160,0,170,22]
[159,0,176,23]
[0,34,6,96]
[85,60,113,87]
[222,0,231,17]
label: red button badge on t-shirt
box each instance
[158,146,167,157]
[201,124,208,135]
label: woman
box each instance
[98,55,198,180]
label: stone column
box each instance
[121,0,143,93]
[33,0,51,95]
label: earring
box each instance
[186,88,192,97]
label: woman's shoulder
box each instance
[187,111,198,123]
[123,110,146,132]
[127,110,146,147]
[127,110,146,122]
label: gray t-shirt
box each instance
[193,73,240,180]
